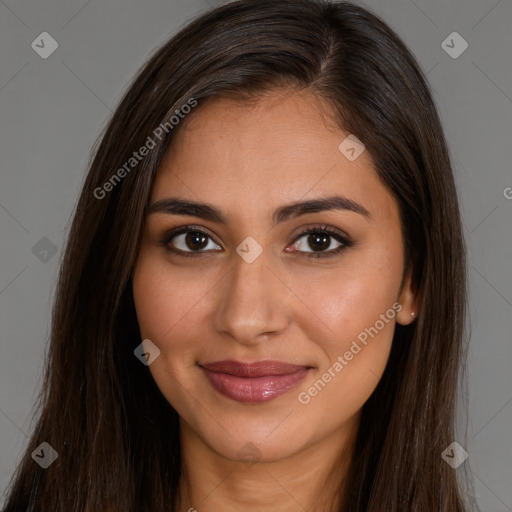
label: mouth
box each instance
[199,360,312,403]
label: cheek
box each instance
[132,254,210,410]
[132,253,202,349]
[291,246,402,416]
[289,249,403,356]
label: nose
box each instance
[212,246,290,347]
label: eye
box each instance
[160,226,221,257]
[287,225,352,258]
[159,224,352,259]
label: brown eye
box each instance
[293,232,343,253]
[306,233,333,252]
[161,227,222,256]
[288,225,353,259]
[183,231,209,251]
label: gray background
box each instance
[0,0,511,510]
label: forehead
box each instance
[151,89,396,223]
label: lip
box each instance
[199,360,311,403]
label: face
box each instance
[132,89,417,464]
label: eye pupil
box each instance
[308,233,330,251]
[186,231,208,250]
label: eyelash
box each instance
[158,224,353,259]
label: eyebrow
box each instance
[148,195,371,226]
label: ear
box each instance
[396,262,420,326]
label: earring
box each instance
[411,312,415,317]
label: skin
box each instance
[132,88,418,512]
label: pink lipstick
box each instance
[199,360,311,403]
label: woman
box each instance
[3,0,476,510]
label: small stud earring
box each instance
[411,312,415,317]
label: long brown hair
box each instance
[2,1,475,510]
